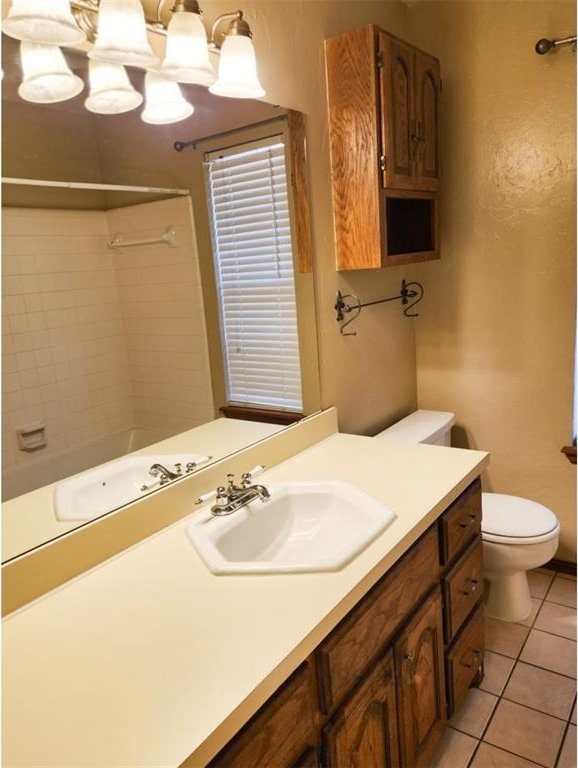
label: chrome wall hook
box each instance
[335,279,424,336]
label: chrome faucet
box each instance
[196,466,270,516]
[148,462,181,485]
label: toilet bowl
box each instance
[374,410,561,622]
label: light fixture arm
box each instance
[172,0,202,13]
[210,10,251,49]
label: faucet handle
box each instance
[174,463,182,475]
[241,465,265,488]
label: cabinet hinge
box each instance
[376,50,384,69]
[380,155,387,172]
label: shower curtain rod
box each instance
[1,178,190,196]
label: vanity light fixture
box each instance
[209,11,265,99]
[18,40,84,103]
[160,0,216,87]
[3,0,265,121]
[88,0,158,68]
[141,70,194,125]
[3,0,86,45]
[84,59,143,114]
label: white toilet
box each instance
[375,410,560,622]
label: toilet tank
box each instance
[374,410,455,446]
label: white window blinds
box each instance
[205,136,303,412]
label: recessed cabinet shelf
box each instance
[325,25,441,270]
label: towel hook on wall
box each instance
[335,279,424,336]
[535,35,577,55]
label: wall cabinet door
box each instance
[394,589,446,768]
[379,36,440,192]
[323,651,400,768]
[412,51,441,191]
[379,34,415,190]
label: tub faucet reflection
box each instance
[148,463,181,485]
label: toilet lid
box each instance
[482,493,559,540]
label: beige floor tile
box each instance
[546,577,577,608]
[517,598,542,628]
[528,570,555,599]
[449,688,499,738]
[503,662,576,720]
[534,602,576,641]
[471,742,542,768]
[485,618,530,658]
[484,699,566,767]
[480,651,516,696]
[557,724,577,768]
[571,700,576,725]
[520,630,577,678]
[430,726,478,768]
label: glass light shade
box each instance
[85,60,143,115]
[141,71,194,125]
[209,35,265,99]
[2,0,86,45]
[160,11,216,86]
[88,0,158,69]
[18,41,84,104]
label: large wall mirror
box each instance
[1,33,321,562]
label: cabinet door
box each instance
[412,51,441,191]
[379,34,416,190]
[323,651,400,768]
[395,589,446,768]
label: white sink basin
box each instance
[187,480,397,574]
[54,454,209,521]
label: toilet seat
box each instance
[481,492,560,545]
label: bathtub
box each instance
[2,428,167,502]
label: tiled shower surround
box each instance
[433,570,577,768]
[2,196,214,478]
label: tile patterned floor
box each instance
[432,569,577,768]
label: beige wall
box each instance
[108,197,215,434]
[2,208,133,471]
[407,1,577,560]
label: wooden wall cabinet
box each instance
[204,480,484,768]
[325,25,441,270]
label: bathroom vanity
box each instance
[206,479,483,768]
[2,415,488,768]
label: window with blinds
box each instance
[205,136,303,412]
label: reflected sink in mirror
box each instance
[54,454,209,522]
[187,481,397,575]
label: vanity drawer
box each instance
[439,479,482,566]
[316,526,439,713]
[446,602,485,717]
[208,663,317,768]
[442,536,484,642]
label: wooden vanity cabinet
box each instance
[203,480,484,768]
[394,590,446,768]
[322,651,400,768]
[325,25,441,270]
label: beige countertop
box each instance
[2,418,284,562]
[2,432,488,768]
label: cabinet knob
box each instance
[404,653,414,663]
[458,514,477,528]
[461,579,480,596]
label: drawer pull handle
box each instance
[461,651,481,669]
[462,579,480,595]
[458,514,477,528]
